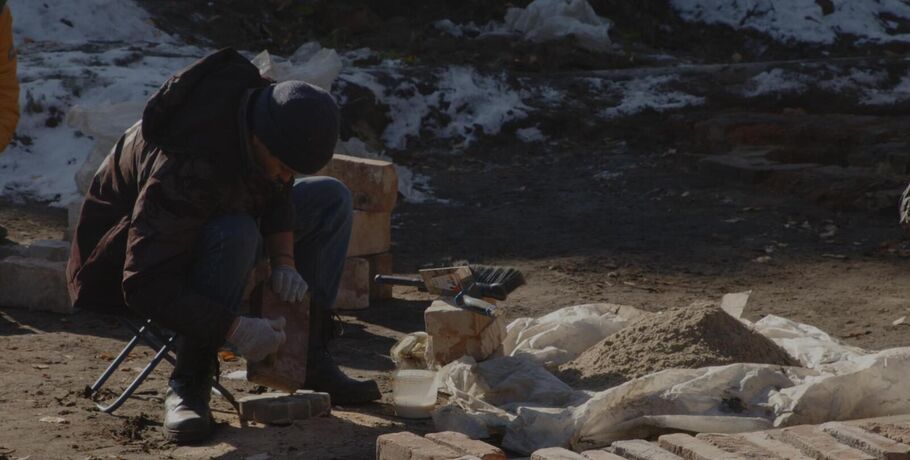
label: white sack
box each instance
[504,0,612,52]
[753,314,866,368]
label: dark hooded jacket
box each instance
[67,49,292,348]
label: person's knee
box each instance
[294,177,352,217]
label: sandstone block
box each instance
[0,244,23,260]
[822,422,910,460]
[376,432,461,460]
[425,432,506,460]
[317,154,398,212]
[348,210,391,257]
[425,299,506,367]
[776,425,874,460]
[658,433,746,460]
[581,450,627,460]
[24,239,71,262]
[238,391,330,425]
[531,447,587,459]
[738,431,814,460]
[65,197,84,241]
[0,256,71,313]
[696,433,779,459]
[333,257,370,310]
[609,440,684,460]
[366,252,394,301]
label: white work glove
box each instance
[228,316,287,363]
[271,265,308,303]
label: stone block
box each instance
[0,244,23,260]
[65,197,84,241]
[366,252,394,301]
[822,422,910,460]
[24,240,71,262]
[333,257,370,310]
[862,421,910,445]
[425,432,506,460]
[531,447,587,459]
[238,391,330,425]
[0,256,71,313]
[609,440,684,460]
[738,431,813,460]
[658,433,746,460]
[581,450,627,460]
[776,425,874,460]
[376,432,462,460]
[317,154,398,212]
[348,210,391,257]
[696,433,779,459]
[425,299,507,367]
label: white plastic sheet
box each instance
[503,0,612,52]
[66,102,144,194]
[252,42,342,91]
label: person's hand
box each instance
[227,316,286,362]
[271,265,308,303]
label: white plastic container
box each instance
[392,369,438,419]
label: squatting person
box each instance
[66,49,381,443]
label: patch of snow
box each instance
[11,0,174,44]
[599,75,704,119]
[671,0,910,45]
[742,69,809,97]
[862,72,910,106]
[434,19,466,38]
[517,126,546,143]
[819,67,888,93]
[504,0,612,52]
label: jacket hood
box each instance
[141,48,268,158]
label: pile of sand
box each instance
[559,304,799,391]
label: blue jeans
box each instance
[190,176,353,318]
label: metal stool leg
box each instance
[95,333,175,413]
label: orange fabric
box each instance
[0,5,19,153]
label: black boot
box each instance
[304,304,381,404]
[163,338,216,444]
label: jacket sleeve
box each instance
[0,5,19,153]
[121,156,235,348]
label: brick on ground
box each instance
[424,432,505,460]
[316,154,398,212]
[696,433,782,459]
[348,210,391,257]
[376,432,462,460]
[775,425,874,460]
[333,257,370,310]
[24,239,71,262]
[581,450,628,460]
[658,433,747,460]
[821,422,910,460]
[862,422,910,445]
[424,298,507,367]
[238,391,330,425]
[609,440,684,460]
[530,447,587,459]
[737,431,814,460]
[366,252,394,301]
[0,256,71,313]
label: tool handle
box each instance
[454,292,497,317]
[468,283,508,301]
[373,274,426,290]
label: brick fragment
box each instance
[333,257,370,310]
[317,154,398,212]
[696,433,780,459]
[658,433,746,460]
[376,432,462,460]
[609,440,684,460]
[0,256,71,313]
[238,391,330,425]
[776,425,874,460]
[424,298,507,366]
[822,422,910,460]
[531,447,587,459]
[424,431,506,460]
[581,450,627,460]
[348,210,391,257]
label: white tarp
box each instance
[252,42,343,91]
[66,102,145,195]
[436,302,910,454]
[503,0,612,52]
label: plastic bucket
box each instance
[392,369,437,419]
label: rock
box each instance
[238,391,331,425]
[0,256,71,313]
[333,257,370,310]
[348,210,391,257]
[24,239,71,262]
[317,154,398,212]
[424,299,507,367]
